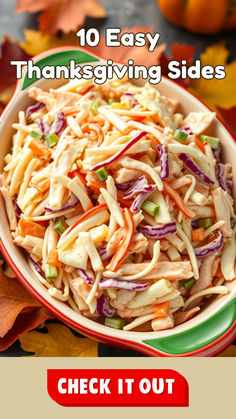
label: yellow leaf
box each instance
[218,344,236,357]
[189,42,236,111]
[20,29,79,56]
[19,323,98,357]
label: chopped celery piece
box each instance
[45,133,59,147]
[167,246,181,262]
[54,217,68,234]
[91,101,99,114]
[181,278,196,290]
[45,264,58,279]
[30,130,44,140]
[197,218,212,228]
[96,167,109,181]
[108,98,120,105]
[141,200,160,216]
[105,317,125,329]
[173,129,188,142]
[199,135,219,149]
[231,219,236,229]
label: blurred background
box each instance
[0,0,235,357]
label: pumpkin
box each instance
[157,0,236,34]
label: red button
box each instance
[47,369,189,407]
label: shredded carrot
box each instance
[80,85,94,95]
[195,136,205,153]
[106,208,134,272]
[216,264,223,278]
[18,219,46,238]
[82,123,104,146]
[67,203,108,234]
[47,249,61,267]
[132,116,146,122]
[28,138,51,158]
[162,180,195,219]
[68,169,87,186]
[192,227,205,242]
[153,301,169,318]
[155,124,164,133]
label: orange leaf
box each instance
[16,0,106,35]
[0,267,39,337]
[0,266,53,350]
[0,307,53,351]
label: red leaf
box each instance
[171,43,196,66]
[0,307,53,351]
[217,106,236,140]
[161,42,196,88]
[0,37,30,91]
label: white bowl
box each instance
[0,47,235,356]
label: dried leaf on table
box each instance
[171,43,197,66]
[0,37,31,113]
[0,37,30,91]
[160,42,196,87]
[19,323,98,356]
[218,344,236,357]
[217,106,236,139]
[0,307,53,351]
[0,266,53,350]
[84,26,165,67]
[15,0,106,35]
[20,29,79,56]
[189,42,236,112]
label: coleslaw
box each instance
[0,77,235,332]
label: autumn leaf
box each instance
[15,0,106,35]
[84,26,165,67]
[0,266,53,350]
[171,43,196,66]
[217,106,236,139]
[0,85,15,105]
[19,323,98,356]
[0,267,41,337]
[20,29,79,56]
[218,344,236,357]
[0,37,31,113]
[160,42,196,87]
[189,42,236,112]
[0,307,53,351]
[0,37,30,91]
